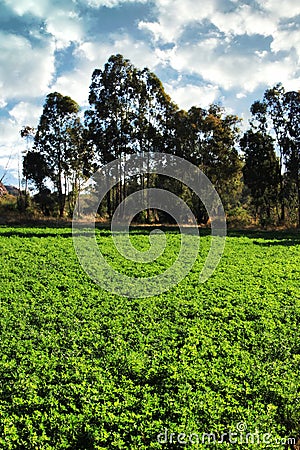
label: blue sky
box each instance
[0,0,300,185]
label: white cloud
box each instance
[0,155,18,170]
[45,10,84,49]
[166,39,297,92]
[0,152,19,186]
[109,34,162,70]
[211,5,276,37]
[52,34,163,105]
[271,28,300,60]
[86,0,147,7]
[139,0,279,44]
[141,0,300,96]
[256,0,300,19]
[0,99,8,109]
[0,101,42,182]
[4,0,148,17]
[3,0,50,17]
[51,70,91,106]
[0,118,22,147]
[281,77,300,92]
[0,103,40,157]
[51,42,112,106]
[0,116,23,185]
[9,101,42,127]
[164,82,220,110]
[0,32,55,102]
[139,0,216,43]
[4,0,84,49]
[76,34,162,70]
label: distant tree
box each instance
[250,84,286,222]
[86,55,248,224]
[85,54,178,220]
[85,55,136,217]
[170,109,194,160]
[283,90,300,227]
[65,124,94,216]
[32,92,83,217]
[20,125,35,196]
[183,105,242,220]
[132,66,178,222]
[240,130,281,224]
[23,151,48,192]
[250,84,300,226]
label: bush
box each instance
[226,206,253,228]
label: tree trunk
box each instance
[57,171,64,218]
[279,151,285,223]
[146,151,150,223]
[297,179,300,228]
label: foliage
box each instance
[85,54,177,219]
[240,130,281,224]
[20,56,300,227]
[23,151,49,191]
[0,194,17,215]
[0,226,299,449]
[84,55,243,223]
[28,92,89,218]
[186,105,243,218]
[249,84,300,226]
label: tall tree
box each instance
[85,55,135,216]
[85,54,246,224]
[283,90,300,226]
[20,125,35,196]
[250,84,286,221]
[85,54,178,219]
[186,105,242,217]
[33,92,82,217]
[240,130,281,224]
[250,84,300,226]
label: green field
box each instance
[0,226,299,449]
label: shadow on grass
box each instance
[228,229,300,245]
[0,226,206,239]
[252,239,300,247]
[0,223,299,244]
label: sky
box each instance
[0,0,300,186]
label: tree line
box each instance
[20,54,300,227]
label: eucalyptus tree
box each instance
[283,90,300,226]
[86,54,244,224]
[85,55,136,215]
[250,84,286,221]
[186,105,242,217]
[65,123,94,216]
[23,150,48,192]
[85,54,178,219]
[240,130,281,223]
[250,84,300,225]
[132,67,178,221]
[30,92,83,217]
[19,125,35,208]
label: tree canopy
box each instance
[22,55,300,227]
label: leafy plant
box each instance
[0,226,299,449]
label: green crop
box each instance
[0,226,299,449]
